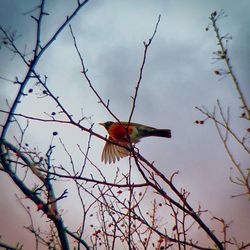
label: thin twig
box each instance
[128,14,161,124]
[210,11,250,119]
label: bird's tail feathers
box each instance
[150,129,171,138]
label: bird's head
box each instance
[99,121,114,130]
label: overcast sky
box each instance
[0,0,250,249]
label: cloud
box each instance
[1,0,249,248]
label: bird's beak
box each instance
[99,122,104,127]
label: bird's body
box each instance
[100,121,171,164]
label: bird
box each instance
[99,121,171,164]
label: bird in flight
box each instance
[99,121,171,164]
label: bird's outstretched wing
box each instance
[101,139,130,164]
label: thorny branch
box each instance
[209,10,250,120]
[0,0,90,249]
[196,10,250,197]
